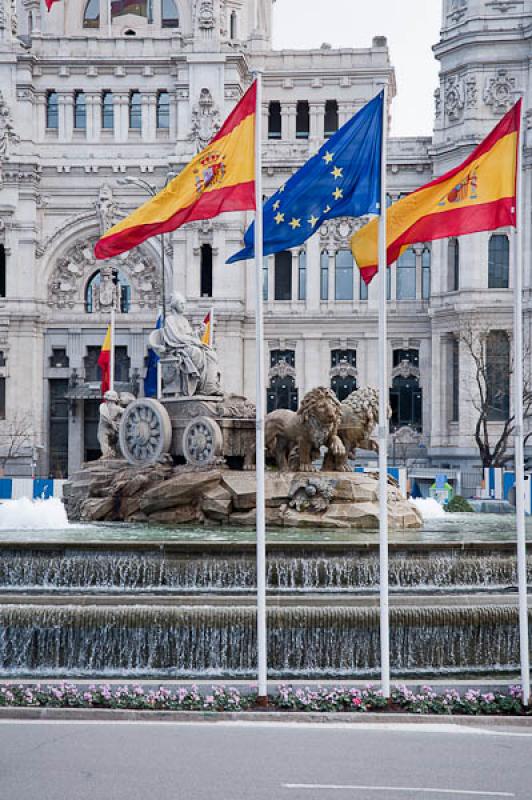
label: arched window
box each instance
[230,9,237,38]
[102,91,114,129]
[486,330,510,420]
[156,91,170,129]
[268,101,282,140]
[161,0,179,27]
[320,250,329,300]
[488,233,509,289]
[83,0,100,27]
[324,100,338,138]
[330,349,357,401]
[111,0,150,21]
[85,270,131,314]
[422,247,431,300]
[129,91,142,129]
[335,249,353,301]
[390,349,422,431]
[0,245,5,298]
[298,250,306,301]
[74,91,86,130]
[296,101,309,139]
[200,244,213,298]
[267,350,298,412]
[274,251,292,300]
[46,91,58,129]
[396,247,416,300]
[448,237,459,291]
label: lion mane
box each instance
[265,387,344,472]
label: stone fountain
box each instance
[64,294,421,530]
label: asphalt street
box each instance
[0,719,530,800]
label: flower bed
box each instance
[0,683,528,715]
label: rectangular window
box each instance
[324,100,338,138]
[274,251,292,301]
[448,238,459,291]
[451,336,459,422]
[298,251,306,301]
[486,331,510,420]
[396,248,416,300]
[0,245,5,298]
[335,250,354,301]
[263,264,268,301]
[359,271,368,301]
[74,91,86,130]
[320,251,329,301]
[296,101,309,140]
[422,248,431,300]
[102,91,114,130]
[129,91,142,130]
[0,377,5,420]
[156,91,170,129]
[46,91,59,129]
[268,101,282,140]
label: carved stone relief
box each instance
[319,216,366,249]
[448,0,467,22]
[48,238,160,311]
[434,88,441,119]
[94,184,119,235]
[485,0,523,11]
[445,76,465,121]
[465,76,478,108]
[392,360,421,382]
[189,88,221,152]
[484,69,517,114]
[0,90,19,164]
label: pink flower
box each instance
[352,697,362,707]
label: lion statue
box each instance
[323,386,384,472]
[265,387,345,472]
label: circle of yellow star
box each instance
[333,187,344,201]
[331,166,343,180]
[323,205,332,214]
[289,217,301,229]
[308,215,319,227]
[323,151,334,164]
[274,212,285,225]
[272,200,281,211]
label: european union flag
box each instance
[227,91,383,264]
[143,313,162,398]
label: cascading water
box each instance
[0,549,528,593]
[0,602,527,678]
[411,498,447,519]
[0,498,69,530]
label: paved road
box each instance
[0,720,530,800]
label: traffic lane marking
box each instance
[282,784,514,797]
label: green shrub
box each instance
[445,495,473,513]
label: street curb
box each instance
[0,707,531,727]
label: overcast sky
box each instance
[272,0,441,138]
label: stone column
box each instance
[267,255,274,302]
[286,103,296,140]
[339,102,352,127]
[57,93,68,142]
[141,93,150,141]
[114,94,129,143]
[85,93,99,142]
[306,232,320,312]
[280,104,290,140]
[64,94,73,141]
[149,94,158,140]
[413,245,423,301]
[36,94,46,140]
[309,102,322,140]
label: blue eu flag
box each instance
[227,91,383,264]
[143,313,162,398]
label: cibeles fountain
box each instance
[65,293,421,529]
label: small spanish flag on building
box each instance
[95,82,257,260]
[201,309,214,347]
[97,325,112,396]
[352,99,522,284]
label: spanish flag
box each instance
[95,83,257,260]
[201,309,213,347]
[97,325,112,396]
[352,99,522,284]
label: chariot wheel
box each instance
[182,416,223,467]
[119,398,172,466]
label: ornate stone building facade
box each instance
[0,0,530,475]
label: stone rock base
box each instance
[63,462,423,530]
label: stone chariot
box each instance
[118,294,256,469]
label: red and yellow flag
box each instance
[95,83,257,260]
[97,325,112,396]
[201,309,213,347]
[352,99,522,284]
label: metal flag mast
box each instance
[252,71,268,703]
[512,96,530,707]
[377,83,390,699]
[109,293,115,393]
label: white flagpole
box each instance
[209,306,214,348]
[512,97,530,707]
[253,72,268,704]
[108,0,112,37]
[109,301,115,393]
[377,84,390,699]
